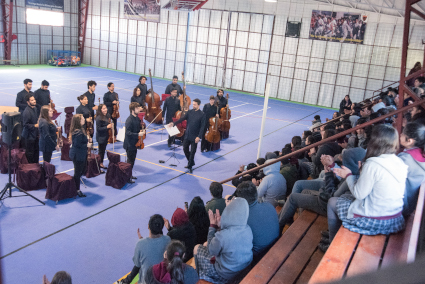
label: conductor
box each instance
[168,98,205,173]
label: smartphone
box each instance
[244,165,247,171]
[184,202,188,208]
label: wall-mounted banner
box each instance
[124,0,160,22]
[26,0,64,11]
[309,10,367,44]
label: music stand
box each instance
[165,137,181,167]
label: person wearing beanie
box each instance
[117,214,171,284]
[164,208,196,262]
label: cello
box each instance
[204,101,221,144]
[173,96,188,139]
[145,69,163,124]
[219,93,231,132]
[180,71,191,110]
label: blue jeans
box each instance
[327,197,342,242]
[292,179,325,194]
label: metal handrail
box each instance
[220,98,425,184]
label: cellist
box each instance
[103,82,119,139]
[201,95,219,152]
[162,88,181,147]
[168,99,205,174]
[95,104,113,171]
[216,89,227,112]
[123,102,145,184]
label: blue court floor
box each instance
[0,65,335,283]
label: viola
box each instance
[145,68,163,124]
[219,93,231,132]
[87,134,92,162]
[205,101,221,144]
[86,115,94,137]
[180,71,191,110]
[112,94,120,119]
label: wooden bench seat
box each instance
[309,182,425,284]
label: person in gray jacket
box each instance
[194,198,253,284]
[398,122,425,216]
[256,158,286,207]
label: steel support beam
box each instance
[1,0,13,63]
[78,0,89,62]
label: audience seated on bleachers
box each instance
[164,208,196,262]
[301,130,312,147]
[311,129,342,178]
[279,147,299,196]
[235,181,280,261]
[43,271,72,284]
[310,115,322,131]
[255,157,287,207]
[194,198,253,284]
[205,182,226,215]
[118,214,171,284]
[231,163,258,188]
[398,122,425,216]
[187,196,210,245]
[413,77,425,95]
[144,240,199,284]
[339,95,352,115]
[326,125,408,250]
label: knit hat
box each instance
[171,208,189,227]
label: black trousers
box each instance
[183,139,197,168]
[168,135,175,147]
[24,138,39,164]
[98,142,107,164]
[111,117,118,136]
[73,158,86,191]
[43,151,53,163]
[126,148,137,169]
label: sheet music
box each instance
[164,124,181,137]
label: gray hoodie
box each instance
[258,159,287,207]
[207,198,253,280]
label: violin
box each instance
[87,134,92,162]
[56,123,63,149]
[145,69,163,124]
[49,94,58,114]
[107,118,115,144]
[86,115,94,137]
[180,71,191,110]
[219,93,231,132]
[205,101,221,144]
[135,121,146,150]
[112,94,120,119]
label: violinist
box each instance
[69,114,89,198]
[103,82,119,137]
[131,87,146,112]
[21,94,39,163]
[38,106,60,163]
[76,95,92,132]
[136,76,148,105]
[168,99,205,173]
[164,75,183,96]
[162,88,181,147]
[123,102,145,183]
[34,80,51,116]
[216,89,228,113]
[83,80,98,118]
[201,95,219,152]
[96,104,113,170]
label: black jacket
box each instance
[34,88,50,115]
[216,95,227,113]
[103,91,118,116]
[131,95,145,108]
[318,171,340,208]
[312,142,342,176]
[202,103,218,130]
[16,89,32,114]
[96,115,110,145]
[69,129,88,161]
[76,104,91,119]
[38,118,57,152]
[83,90,95,117]
[21,106,39,140]
[173,109,205,142]
[123,115,141,151]
[162,95,181,124]
[167,222,197,262]
[339,99,352,114]
[137,83,148,104]
[164,83,183,95]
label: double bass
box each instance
[145,69,163,124]
[219,93,231,132]
[180,71,191,110]
[205,102,221,144]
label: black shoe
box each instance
[321,230,330,238]
[77,190,86,198]
[131,176,137,180]
[188,167,193,174]
[320,236,330,244]
[184,165,189,169]
[318,242,330,253]
[101,165,108,169]
[168,143,172,148]
[99,170,105,174]
[128,179,135,184]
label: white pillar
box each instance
[257,83,270,160]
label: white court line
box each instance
[231,103,250,109]
[230,108,271,121]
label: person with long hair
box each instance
[76,94,92,129]
[398,122,425,216]
[187,196,210,244]
[144,240,199,284]
[339,95,352,115]
[96,104,112,170]
[38,106,59,163]
[325,125,408,249]
[131,87,146,112]
[136,76,148,106]
[69,114,88,198]
[407,62,422,87]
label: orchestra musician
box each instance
[136,76,148,106]
[96,104,113,170]
[76,95,93,133]
[21,94,39,163]
[69,114,89,198]
[164,75,183,96]
[38,106,60,163]
[103,82,119,138]
[123,102,145,184]
[131,87,146,112]
[216,89,227,113]
[162,88,181,147]
[201,95,219,152]
[84,80,98,118]
[168,99,205,174]
[16,79,33,117]
[34,80,51,116]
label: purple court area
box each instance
[0,66,335,283]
